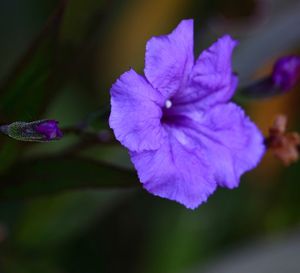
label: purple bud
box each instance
[35,120,63,140]
[272,56,300,91]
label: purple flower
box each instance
[35,120,63,140]
[109,19,265,209]
[272,56,300,91]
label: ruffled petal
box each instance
[174,35,238,109]
[144,19,194,98]
[130,126,217,209]
[109,69,165,152]
[180,102,265,188]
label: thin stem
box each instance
[236,77,283,100]
[76,106,110,130]
[61,126,117,156]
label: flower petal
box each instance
[109,69,165,152]
[144,19,194,98]
[181,103,265,188]
[130,126,217,209]
[174,35,238,109]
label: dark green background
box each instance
[0,0,299,272]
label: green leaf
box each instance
[0,156,137,200]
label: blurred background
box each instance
[0,0,299,272]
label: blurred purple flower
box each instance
[35,120,63,140]
[272,56,300,91]
[109,19,265,209]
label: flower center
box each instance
[165,99,172,109]
[162,99,179,124]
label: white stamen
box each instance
[165,100,172,109]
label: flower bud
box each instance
[35,120,63,140]
[0,120,63,142]
[272,56,300,91]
